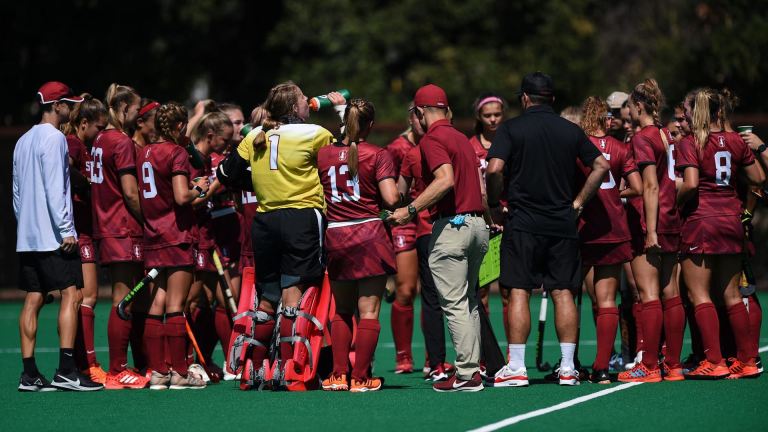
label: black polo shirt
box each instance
[487,104,600,239]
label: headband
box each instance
[138,101,160,117]
[476,96,504,111]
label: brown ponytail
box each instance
[343,98,375,178]
[61,93,107,136]
[155,102,188,144]
[691,88,720,149]
[580,96,608,136]
[630,78,665,126]
[252,81,302,149]
[719,88,739,129]
[105,83,139,131]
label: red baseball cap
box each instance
[37,82,84,104]
[413,84,449,108]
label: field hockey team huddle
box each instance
[13,75,768,393]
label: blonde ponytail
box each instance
[105,83,139,131]
[691,88,720,149]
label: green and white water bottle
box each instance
[309,89,351,111]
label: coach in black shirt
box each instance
[486,72,609,386]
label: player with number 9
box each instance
[137,102,210,389]
[676,88,765,379]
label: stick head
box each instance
[117,301,131,320]
[537,362,551,372]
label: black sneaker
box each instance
[18,372,58,392]
[51,369,104,391]
[590,369,611,384]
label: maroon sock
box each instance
[165,313,189,375]
[331,314,353,375]
[352,319,381,381]
[632,302,644,354]
[594,307,619,370]
[130,313,147,371]
[80,306,97,366]
[249,313,276,367]
[191,306,216,363]
[662,296,685,367]
[214,306,233,355]
[502,304,511,342]
[748,296,762,356]
[107,306,132,374]
[728,303,755,361]
[640,300,662,368]
[391,302,413,360]
[279,315,295,363]
[145,315,168,374]
[694,303,722,364]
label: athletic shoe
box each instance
[223,371,239,381]
[479,364,487,380]
[662,363,684,381]
[589,369,611,384]
[558,366,580,386]
[51,369,104,391]
[624,351,643,371]
[682,353,702,374]
[423,359,431,375]
[322,373,349,391]
[493,364,529,387]
[725,358,760,380]
[105,369,149,389]
[608,353,625,372]
[169,370,206,389]
[350,376,383,393]
[433,371,484,392]
[544,361,560,382]
[618,362,662,383]
[683,360,729,380]
[756,356,763,374]
[18,372,57,392]
[84,364,107,384]
[395,355,413,374]
[188,364,211,384]
[426,364,450,382]
[149,370,170,390]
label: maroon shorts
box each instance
[630,232,680,257]
[78,234,96,264]
[681,215,744,255]
[144,244,194,269]
[391,222,417,253]
[238,251,255,274]
[194,246,216,272]
[211,210,241,264]
[97,237,143,264]
[581,241,633,267]
[326,219,397,281]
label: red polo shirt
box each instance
[420,119,483,216]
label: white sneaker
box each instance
[149,370,170,390]
[169,370,206,389]
[493,364,529,387]
[558,366,580,386]
[223,371,238,381]
[625,351,643,371]
[188,364,211,384]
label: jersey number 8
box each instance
[714,151,732,186]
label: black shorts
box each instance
[19,250,83,294]
[499,229,581,290]
[251,208,326,303]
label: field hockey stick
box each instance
[535,289,551,371]
[573,282,589,378]
[212,249,238,316]
[185,318,220,383]
[117,269,159,320]
[476,287,505,377]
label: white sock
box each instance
[560,343,576,370]
[508,344,526,370]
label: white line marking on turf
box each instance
[759,344,768,353]
[467,382,644,432]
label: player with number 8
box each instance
[676,88,765,379]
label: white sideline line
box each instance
[467,383,644,432]
[759,344,768,353]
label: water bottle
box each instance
[309,89,351,111]
[240,123,254,137]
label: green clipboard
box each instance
[479,234,501,287]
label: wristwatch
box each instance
[407,204,417,217]
[193,185,206,198]
[757,143,767,154]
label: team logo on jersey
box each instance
[600,139,606,149]
[339,150,348,161]
[718,136,725,147]
[81,245,92,260]
[132,244,142,260]
[197,251,206,267]
[395,235,405,248]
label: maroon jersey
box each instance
[577,135,636,244]
[210,151,237,209]
[137,141,195,249]
[675,132,755,221]
[90,129,143,239]
[318,141,396,222]
[628,125,681,234]
[468,135,490,178]
[401,145,433,238]
[240,191,259,254]
[386,135,415,175]
[66,135,94,237]
[190,155,215,249]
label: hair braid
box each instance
[155,102,188,144]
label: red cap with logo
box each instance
[413,84,449,108]
[37,82,84,104]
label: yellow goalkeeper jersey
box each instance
[237,123,333,212]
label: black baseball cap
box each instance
[517,72,554,97]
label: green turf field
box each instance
[1,293,767,431]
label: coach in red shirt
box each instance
[389,84,489,392]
